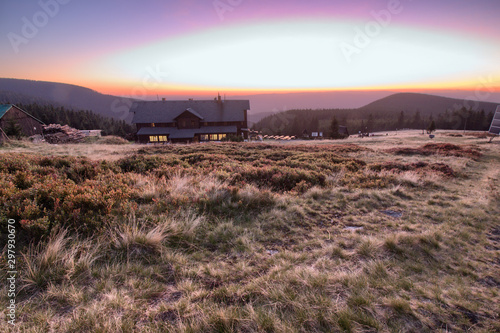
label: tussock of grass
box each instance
[110,219,166,259]
[21,230,98,292]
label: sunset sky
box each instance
[1,0,499,100]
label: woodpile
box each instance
[42,124,86,144]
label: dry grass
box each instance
[19,230,99,293]
[1,132,499,332]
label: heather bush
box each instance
[117,155,166,173]
[0,155,137,238]
[0,143,458,242]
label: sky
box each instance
[1,0,499,101]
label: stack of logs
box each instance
[42,124,86,144]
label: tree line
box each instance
[16,103,135,138]
[253,107,494,137]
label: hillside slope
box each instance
[253,93,497,135]
[359,92,498,116]
[0,78,135,122]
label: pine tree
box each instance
[4,118,23,139]
[367,113,374,133]
[290,116,302,136]
[330,116,341,139]
[478,110,487,130]
[412,110,422,129]
[398,111,405,129]
[427,120,436,133]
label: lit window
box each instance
[151,123,155,127]
[219,134,227,140]
[209,134,218,141]
[200,134,209,141]
[159,136,168,142]
[149,136,158,142]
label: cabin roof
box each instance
[0,104,45,124]
[131,100,249,124]
[0,104,13,119]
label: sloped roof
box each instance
[137,126,237,139]
[0,104,13,119]
[131,100,249,124]
[174,108,204,120]
[0,104,45,124]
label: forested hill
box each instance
[16,103,135,138]
[253,93,497,136]
[0,78,136,122]
[359,93,498,116]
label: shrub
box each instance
[3,169,136,237]
[97,136,129,145]
[221,134,244,142]
[117,155,165,173]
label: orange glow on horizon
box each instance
[89,80,499,99]
[11,75,497,99]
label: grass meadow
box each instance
[1,131,499,332]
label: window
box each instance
[202,133,229,141]
[149,136,158,142]
[159,135,168,142]
[151,123,155,127]
[191,120,196,127]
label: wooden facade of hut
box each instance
[0,104,44,141]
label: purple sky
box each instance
[0,0,499,99]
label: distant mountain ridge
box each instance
[1,78,498,127]
[359,92,498,116]
[253,92,498,135]
[0,78,136,122]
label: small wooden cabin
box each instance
[0,104,44,141]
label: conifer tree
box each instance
[330,116,341,139]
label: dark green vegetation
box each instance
[254,93,496,136]
[0,78,136,122]
[1,138,499,332]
